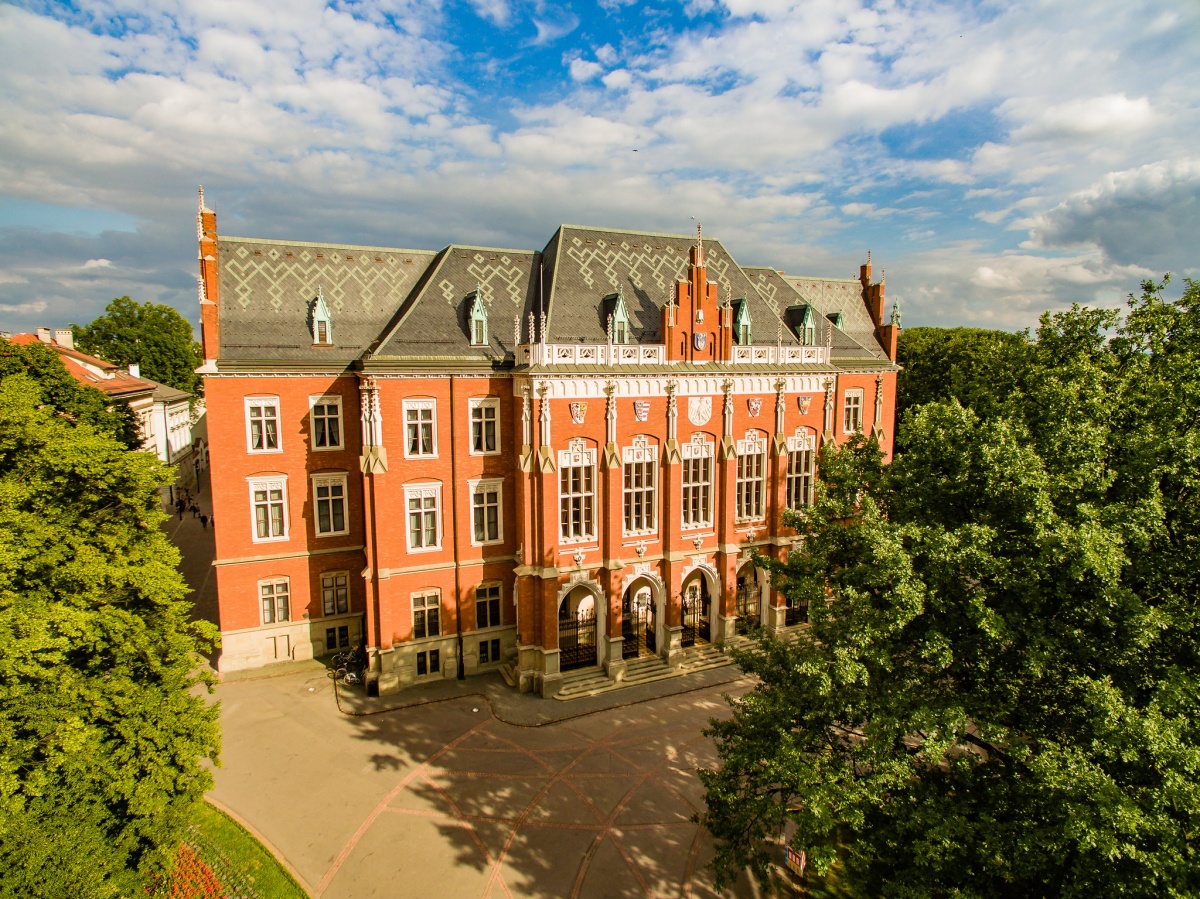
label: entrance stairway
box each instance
[554,642,736,701]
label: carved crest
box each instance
[688,396,712,426]
[747,397,763,417]
[693,331,707,351]
[798,395,813,415]
[569,402,587,424]
[633,400,650,422]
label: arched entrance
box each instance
[559,585,599,671]
[621,582,658,659]
[735,562,762,634]
[680,572,712,647]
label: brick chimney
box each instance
[197,186,220,362]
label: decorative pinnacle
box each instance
[198,185,204,213]
[867,249,871,264]
[197,276,206,304]
[513,314,520,347]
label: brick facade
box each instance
[199,195,899,696]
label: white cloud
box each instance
[0,299,47,314]
[1010,94,1154,142]
[568,58,603,82]
[81,258,111,268]
[468,0,511,27]
[1028,159,1200,271]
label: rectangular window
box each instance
[311,397,342,450]
[405,485,441,551]
[413,592,441,640]
[325,626,349,651]
[479,638,501,665]
[260,579,289,624]
[321,572,349,616]
[736,436,767,521]
[249,478,288,542]
[844,389,863,434]
[417,649,440,677]
[326,627,337,651]
[404,400,436,457]
[313,475,348,536]
[786,435,816,510]
[246,398,280,452]
[469,398,499,455]
[681,437,713,528]
[475,584,501,629]
[470,479,503,544]
[622,439,657,535]
[558,447,596,542]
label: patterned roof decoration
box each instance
[372,246,539,360]
[213,226,889,366]
[217,238,438,362]
[541,226,783,345]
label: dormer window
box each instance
[733,299,752,345]
[786,305,817,346]
[607,288,632,345]
[826,311,844,331]
[311,287,333,346]
[468,290,488,347]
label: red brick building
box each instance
[198,195,899,696]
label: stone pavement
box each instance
[209,668,774,899]
[164,476,781,897]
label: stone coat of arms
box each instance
[688,396,712,426]
[693,332,707,351]
[798,395,813,415]
[748,398,762,417]
[569,402,587,424]
[633,400,650,422]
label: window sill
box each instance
[251,536,290,545]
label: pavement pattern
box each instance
[168,472,775,898]
[209,670,772,899]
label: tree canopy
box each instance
[73,296,204,396]
[0,374,219,897]
[701,278,1200,898]
[0,337,139,448]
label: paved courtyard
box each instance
[210,669,773,898]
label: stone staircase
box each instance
[554,641,736,701]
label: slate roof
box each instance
[213,226,891,367]
[541,225,794,345]
[372,246,539,361]
[216,237,438,363]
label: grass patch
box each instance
[187,801,309,898]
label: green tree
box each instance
[0,374,220,898]
[895,326,1028,432]
[0,337,139,448]
[73,296,203,396]
[700,280,1200,898]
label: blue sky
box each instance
[0,0,1197,333]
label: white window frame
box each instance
[309,395,344,451]
[558,440,597,543]
[248,476,289,543]
[468,397,501,456]
[844,388,864,435]
[786,429,816,511]
[312,473,349,537]
[245,396,282,454]
[681,433,714,529]
[321,571,349,616]
[475,582,503,630]
[259,577,290,625]
[735,431,768,521]
[404,482,442,552]
[403,398,437,459]
[622,436,657,536]
[469,478,504,546]
[412,590,441,640]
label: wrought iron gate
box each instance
[682,581,711,648]
[735,584,760,634]
[784,599,808,627]
[622,595,656,659]
[560,610,597,670]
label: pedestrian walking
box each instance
[190,502,199,518]
[200,514,209,530]
[176,499,185,520]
